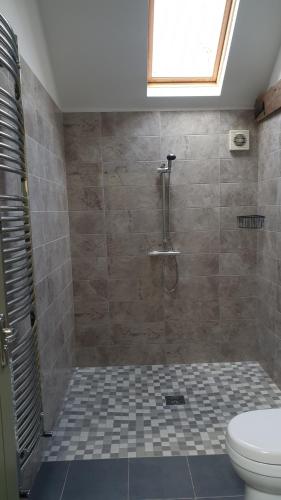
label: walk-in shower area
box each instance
[2,1,281,499]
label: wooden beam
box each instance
[255,79,281,122]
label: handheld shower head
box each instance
[167,153,176,171]
[167,153,176,161]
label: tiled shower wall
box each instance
[21,59,75,430]
[257,111,281,386]
[64,111,259,366]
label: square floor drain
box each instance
[165,395,186,406]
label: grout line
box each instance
[195,496,243,499]
[58,462,71,500]
[127,458,130,500]
[186,456,196,499]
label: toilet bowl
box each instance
[226,409,281,500]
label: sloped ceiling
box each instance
[37,0,281,111]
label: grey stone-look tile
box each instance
[101,111,160,136]
[220,109,256,133]
[103,160,160,186]
[172,159,220,184]
[104,185,161,210]
[171,208,220,232]
[68,185,104,210]
[219,251,257,276]
[171,184,220,208]
[177,254,219,277]
[106,209,163,233]
[66,161,103,187]
[220,158,258,182]
[102,136,160,161]
[69,210,105,234]
[220,182,257,207]
[160,110,220,136]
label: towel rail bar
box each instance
[0,14,44,482]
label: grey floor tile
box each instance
[29,461,69,500]
[61,459,128,500]
[188,455,244,498]
[198,497,244,499]
[129,457,194,499]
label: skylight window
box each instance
[148,0,236,85]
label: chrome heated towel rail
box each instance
[0,14,43,475]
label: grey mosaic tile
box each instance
[43,361,281,462]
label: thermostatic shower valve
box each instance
[229,130,250,151]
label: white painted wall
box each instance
[37,0,281,111]
[0,0,59,104]
[269,44,281,86]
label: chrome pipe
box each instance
[0,194,27,203]
[2,225,30,233]
[0,96,23,123]
[7,280,33,297]
[0,18,18,51]
[0,153,24,169]
[17,397,42,432]
[12,331,34,357]
[18,417,42,457]
[13,350,37,378]
[8,292,34,315]
[12,324,36,355]
[12,341,36,370]
[1,214,29,222]
[3,233,31,243]
[16,384,41,420]
[3,241,31,253]
[9,304,34,326]
[19,422,42,464]
[0,128,24,148]
[0,86,18,104]
[0,144,23,159]
[0,46,19,75]
[0,205,28,213]
[0,163,25,176]
[4,256,32,270]
[0,55,19,84]
[6,269,32,286]
[13,359,37,390]
[0,34,18,62]
[161,169,167,248]
[0,119,24,143]
[0,107,24,130]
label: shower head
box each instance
[167,153,176,161]
[167,153,176,171]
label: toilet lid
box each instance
[227,409,281,465]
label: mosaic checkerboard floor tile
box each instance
[43,362,281,461]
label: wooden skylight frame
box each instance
[147,0,236,85]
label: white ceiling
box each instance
[36,0,281,111]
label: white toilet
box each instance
[226,409,281,500]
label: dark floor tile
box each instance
[199,497,244,500]
[61,459,128,500]
[129,457,194,499]
[188,455,244,498]
[29,461,69,500]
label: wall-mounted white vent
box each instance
[229,130,250,151]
